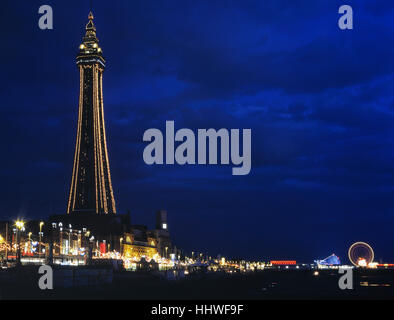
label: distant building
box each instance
[315,254,341,266]
[270,260,297,266]
[155,210,172,258]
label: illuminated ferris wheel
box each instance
[348,242,374,267]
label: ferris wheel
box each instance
[348,242,374,267]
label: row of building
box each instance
[0,210,173,266]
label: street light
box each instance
[59,222,63,255]
[15,220,24,230]
[39,222,44,258]
[120,237,123,255]
[68,227,72,255]
[15,220,25,266]
[28,232,32,253]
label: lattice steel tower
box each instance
[67,12,116,214]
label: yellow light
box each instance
[15,220,25,230]
[358,258,367,267]
[313,271,319,276]
[98,48,102,52]
[93,43,98,48]
[79,44,85,49]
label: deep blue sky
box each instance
[1,1,394,262]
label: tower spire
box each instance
[76,11,103,66]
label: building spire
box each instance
[85,11,96,32]
[77,10,104,67]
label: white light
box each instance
[162,223,167,229]
[358,259,367,267]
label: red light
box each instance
[270,260,297,265]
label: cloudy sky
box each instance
[1,0,394,262]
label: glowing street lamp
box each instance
[59,222,63,255]
[120,237,123,255]
[14,220,25,266]
[15,220,25,230]
[39,222,44,257]
[28,232,32,253]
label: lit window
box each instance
[162,223,167,229]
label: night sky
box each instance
[1,1,394,262]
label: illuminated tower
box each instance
[67,12,116,214]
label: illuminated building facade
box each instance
[122,233,158,260]
[67,12,116,215]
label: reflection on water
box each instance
[360,281,391,287]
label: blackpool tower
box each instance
[67,12,116,214]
